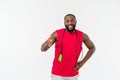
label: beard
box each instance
[65,24,76,33]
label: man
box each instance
[41,14,96,80]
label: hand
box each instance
[73,61,84,70]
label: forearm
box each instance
[79,47,95,65]
[41,36,56,52]
[76,33,96,69]
[41,31,57,52]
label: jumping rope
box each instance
[58,29,83,62]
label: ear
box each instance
[75,20,77,24]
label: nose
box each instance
[68,21,72,25]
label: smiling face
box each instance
[64,14,77,33]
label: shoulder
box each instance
[56,28,65,33]
[75,29,90,42]
[51,28,65,41]
[83,33,90,42]
[75,29,83,34]
[51,28,65,35]
[75,29,83,38]
[55,28,66,36]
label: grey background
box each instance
[0,0,120,80]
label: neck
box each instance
[66,29,75,33]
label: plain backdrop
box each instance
[0,0,120,80]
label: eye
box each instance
[71,19,75,22]
[65,20,69,23]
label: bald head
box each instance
[64,14,76,20]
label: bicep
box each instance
[41,31,57,51]
[83,33,95,49]
[46,31,57,47]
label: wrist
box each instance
[78,61,84,67]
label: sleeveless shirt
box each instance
[52,28,83,76]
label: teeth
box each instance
[69,25,72,28]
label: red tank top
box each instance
[52,28,83,76]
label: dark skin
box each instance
[41,15,96,70]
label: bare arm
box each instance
[41,31,57,52]
[74,33,96,70]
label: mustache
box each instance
[65,24,76,32]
